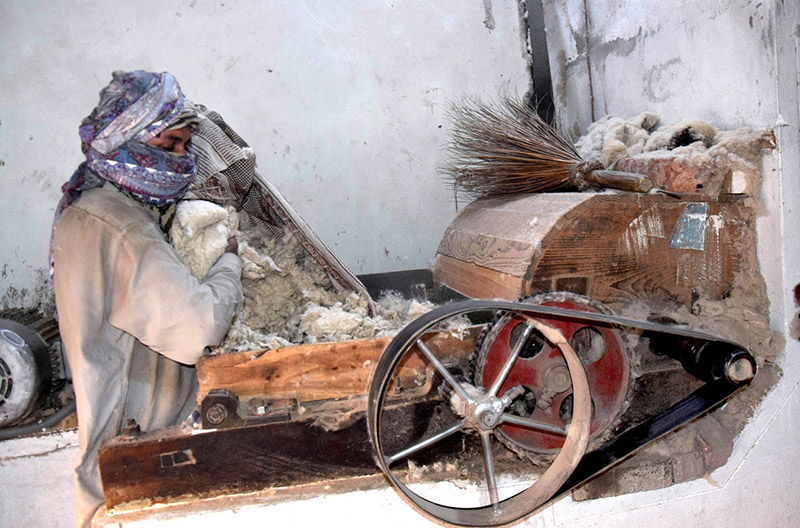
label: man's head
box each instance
[145,98,198,155]
[53,70,199,278]
[71,70,198,206]
[80,71,191,154]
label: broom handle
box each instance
[585,169,653,193]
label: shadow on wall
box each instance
[793,284,800,340]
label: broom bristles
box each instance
[442,94,582,198]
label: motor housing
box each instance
[0,311,58,428]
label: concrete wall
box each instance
[0,431,78,528]
[4,1,800,527]
[0,0,531,309]
[543,0,782,139]
[541,0,800,525]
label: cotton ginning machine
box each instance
[95,187,758,527]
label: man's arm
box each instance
[108,233,243,365]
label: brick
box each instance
[694,414,735,472]
[615,156,710,193]
[671,449,706,484]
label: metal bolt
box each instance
[544,365,572,394]
[479,409,499,428]
[122,418,141,437]
[501,385,525,403]
[726,357,755,383]
[205,403,228,425]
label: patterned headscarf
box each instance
[51,70,198,280]
[63,70,197,207]
[166,99,200,132]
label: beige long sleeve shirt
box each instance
[52,185,243,527]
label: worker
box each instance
[50,70,243,527]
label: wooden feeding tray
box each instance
[97,327,480,511]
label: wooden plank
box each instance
[433,254,524,300]
[99,420,376,509]
[99,401,459,510]
[198,338,388,403]
[528,195,750,307]
[615,156,708,193]
[197,328,479,403]
[437,228,535,276]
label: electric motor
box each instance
[0,310,59,428]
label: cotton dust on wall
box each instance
[573,112,781,360]
[568,113,783,500]
[169,201,439,353]
[575,112,776,207]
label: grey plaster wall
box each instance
[541,0,800,524]
[542,0,781,139]
[0,0,532,309]
[541,0,798,330]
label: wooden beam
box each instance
[99,401,459,510]
[434,193,751,309]
[197,328,480,404]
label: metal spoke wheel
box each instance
[367,300,593,526]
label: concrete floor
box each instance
[1,356,798,528]
[0,430,78,528]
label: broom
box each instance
[442,94,654,198]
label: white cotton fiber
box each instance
[170,200,239,278]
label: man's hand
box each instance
[225,236,238,255]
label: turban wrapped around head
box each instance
[166,99,200,132]
[79,70,188,155]
[51,70,198,280]
[61,70,198,210]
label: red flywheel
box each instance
[476,292,630,456]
